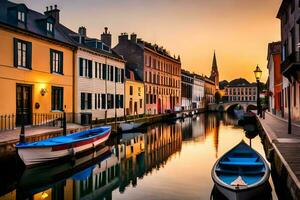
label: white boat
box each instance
[119,122,144,132]
[16,126,111,166]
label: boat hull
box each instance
[18,129,111,166]
[214,182,270,200]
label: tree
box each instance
[215,91,221,104]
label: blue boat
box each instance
[211,140,270,200]
[16,126,111,166]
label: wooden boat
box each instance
[119,122,144,132]
[211,140,270,200]
[16,126,111,166]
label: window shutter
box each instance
[111,94,114,108]
[87,93,92,109]
[26,41,32,69]
[81,93,85,110]
[115,94,119,108]
[99,63,102,79]
[110,65,114,81]
[13,38,18,67]
[115,67,118,82]
[95,62,98,78]
[102,64,106,80]
[79,58,83,76]
[88,60,93,78]
[59,51,63,74]
[121,69,124,83]
[50,49,53,73]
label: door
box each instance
[158,98,161,114]
[134,102,138,115]
[16,84,32,126]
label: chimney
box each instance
[101,27,112,48]
[130,33,137,43]
[78,26,87,37]
[118,33,128,43]
[44,4,60,24]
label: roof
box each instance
[219,80,229,90]
[225,78,256,87]
[0,1,74,47]
[267,41,281,60]
[59,25,124,61]
[276,0,291,18]
[125,65,143,82]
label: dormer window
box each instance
[17,11,25,22]
[47,22,53,33]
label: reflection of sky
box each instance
[112,114,277,200]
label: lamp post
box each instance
[253,65,262,118]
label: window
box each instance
[47,22,53,33]
[130,86,133,95]
[50,49,63,74]
[14,38,31,69]
[102,64,107,80]
[115,94,120,109]
[17,11,25,22]
[107,94,114,109]
[140,99,143,108]
[101,94,106,109]
[79,58,92,78]
[121,69,124,83]
[80,93,92,110]
[52,86,63,111]
[120,95,124,108]
[110,65,114,81]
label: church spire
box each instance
[212,50,218,72]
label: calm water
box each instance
[0,113,279,200]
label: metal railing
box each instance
[281,51,300,73]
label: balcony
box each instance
[281,51,300,82]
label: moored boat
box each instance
[16,126,111,166]
[211,140,270,200]
[119,122,144,132]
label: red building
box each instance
[114,33,181,114]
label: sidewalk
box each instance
[258,112,300,199]
[0,123,86,145]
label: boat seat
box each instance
[215,168,265,175]
[227,157,258,163]
[220,161,264,166]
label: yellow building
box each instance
[125,69,145,116]
[0,2,75,127]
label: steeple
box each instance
[210,50,219,90]
[212,50,218,72]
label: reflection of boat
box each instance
[234,109,244,119]
[211,140,270,200]
[16,126,111,166]
[119,122,145,132]
[17,146,113,198]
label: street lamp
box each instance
[253,65,262,117]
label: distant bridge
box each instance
[208,101,257,112]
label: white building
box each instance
[63,27,125,123]
[192,74,205,109]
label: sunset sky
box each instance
[14,0,281,82]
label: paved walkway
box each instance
[0,123,85,145]
[259,112,300,193]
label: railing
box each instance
[281,51,300,73]
[0,113,64,132]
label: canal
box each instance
[0,113,279,200]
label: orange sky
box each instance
[15,0,281,82]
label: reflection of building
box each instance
[114,33,181,114]
[180,116,205,141]
[204,114,219,158]
[224,78,257,102]
[267,42,282,115]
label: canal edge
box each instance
[257,116,300,200]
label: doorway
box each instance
[16,84,32,126]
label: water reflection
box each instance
[0,113,278,200]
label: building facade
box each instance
[267,42,282,115]
[181,69,193,110]
[277,0,300,121]
[204,77,216,105]
[224,78,257,102]
[0,1,75,127]
[192,74,205,109]
[125,68,145,116]
[61,26,125,121]
[114,33,181,115]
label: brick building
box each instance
[114,33,181,114]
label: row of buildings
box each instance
[267,0,300,123]
[0,1,219,128]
